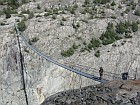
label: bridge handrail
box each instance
[64,62,134,79]
[64,63,121,78]
[65,62,118,75]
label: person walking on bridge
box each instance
[99,67,103,80]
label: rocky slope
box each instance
[41,80,140,105]
[0,0,140,105]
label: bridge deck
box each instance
[15,24,133,83]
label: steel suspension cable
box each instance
[15,26,29,105]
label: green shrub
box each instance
[53,8,59,14]
[81,19,88,23]
[125,8,130,13]
[29,11,34,19]
[111,1,116,6]
[95,50,100,57]
[61,43,79,57]
[21,9,34,19]
[31,37,39,42]
[82,7,90,14]
[72,43,79,49]
[36,14,42,17]
[0,0,6,5]
[8,0,19,9]
[94,0,110,4]
[90,38,101,48]
[84,47,90,52]
[17,20,26,32]
[76,22,80,27]
[61,47,74,57]
[72,22,80,29]
[124,34,132,38]
[106,4,110,8]
[5,12,11,18]
[125,21,131,28]
[28,39,32,45]
[118,4,122,9]
[88,43,93,50]
[112,43,116,47]
[101,0,110,4]
[3,6,17,19]
[28,37,39,44]
[80,47,86,52]
[52,15,56,19]
[102,39,115,45]
[81,10,86,14]
[76,36,82,40]
[116,21,131,34]
[60,21,64,26]
[70,8,75,14]
[1,0,28,9]
[37,4,41,9]
[132,22,138,32]
[61,10,66,14]
[3,8,11,18]
[121,12,124,16]
[134,9,140,16]
[44,13,51,17]
[84,0,90,5]
[131,1,136,10]
[83,0,90,7]
[83,41,87,45]
[0,22,6,26]
[115,35,122,40]
[44,8,47,12]
[0,10,3,16]
[100,23,116,39]
[69,4,78,14]
[73,4,78,9]
[44,9,52,14]
[62,17,66,21]
[21,0,30,4]
[100,22,122,45]
[132,5,136,10]
[111,15,116,19]
[93,0,100,4]
[87,38,101,50]
[24,48,29,53]
[72,23,77,29]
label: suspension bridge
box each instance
[15,24,134,83]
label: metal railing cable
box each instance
[15,24,108,83]
[15,27,29,105]
[64,62,122,80]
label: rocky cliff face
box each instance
[41,80,140,105]
[0,0,140,105]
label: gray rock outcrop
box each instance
[41,80,140,105]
